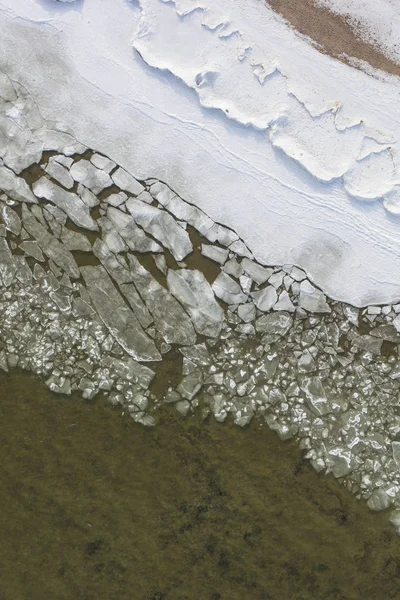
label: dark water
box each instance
[0,371,400,600]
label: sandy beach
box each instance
[266,0,400,75]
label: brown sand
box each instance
[265,0,400,76]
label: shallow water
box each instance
[0,370,400,600]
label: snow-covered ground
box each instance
[1,0,400,306]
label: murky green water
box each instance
[0,371,400,599]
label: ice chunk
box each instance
[209,393,228,422]
[136,191,153,204]
[128,255,196,346]
[80,265,160,361]
[0,238,16,286]
[90,154,116,173]
[104,230,126,254]
[153,254,167,275]
[251,286,277,312]
[53,155,73,169]
[45,157,74,189]
[393,442,400,469]
[274,290,295,312]
[0,166,36,204]
[167,269,224,337]
[99,217,127,254]
[367,489,392,511]
[175,400,191,416]
[216,225,238,247]
[223,258,243,278]
[126,198,192,261]
[151,183,215,237]
[0,204,21,235]
[393,314,400,332]
[177,372,202,401]
[347,330,383,354]
[237,303,256,323]
[0,76,45,173]
[21,205,79,278]
[44,204,67,225]
[299,376,330,416]
[255,311,293,336]
[31,205,47,228]
[33,177,98,231]
[298,350,316,373]
[61,227,92,252]
[241,258,272,285]
[71,297,94,317]
[343,305,359,326]
[201,244,228,264]
[14,256,32,285]
[104,192,127,207]
[92,239,132,285]
[239,275,252,295]
[164,390,181,404]
[369,324,400,344]
[149,181,175,206]
[77,184,99,208]
[70,159,112,195]
[107,207,162,253]
[101,355,155,389]
[19,241,44,261]
[325,447,355,478]
[44,127,87,155]
[290,266,307,281]
[212,272,248,304]
[321,322,340,348]
[180,344,210,367]
[229,240,252,258]
[112,167,144,195]
[50,290,72,312]
[118,283,153,329]
[46,374,71,395]
[299,280,331,313]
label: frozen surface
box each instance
[0,0,400,305]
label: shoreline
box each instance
[265,0,400,77]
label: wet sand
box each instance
[265,0,400,76]
[1,370,400,599]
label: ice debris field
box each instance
[1,0,400,532]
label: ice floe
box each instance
[167,268,224,337]
[81,265,161,362]
[126,198,193,261]
[33,178,98,231]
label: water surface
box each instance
[0,370,399,600]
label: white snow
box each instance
[0,0,400,305]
